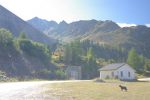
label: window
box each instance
[121,71,123,77]
[106,75,110,79]
[128,72,130,77]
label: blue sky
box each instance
[86,0,150,24]
[0,0,150,25]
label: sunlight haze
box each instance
[0,0,92,23]
[0,0,150,24]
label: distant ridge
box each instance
[28,17,58,31]
[28,17,150,58]
[0,5,56,46]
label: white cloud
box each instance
[145,24,150,27]
[117,23,137,27]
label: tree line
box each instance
[56,39,150,79]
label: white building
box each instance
[99,63,136,80]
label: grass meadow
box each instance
[43,80,150,100]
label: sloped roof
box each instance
[99,63,126,71]
[66,66,81,71]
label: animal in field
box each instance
[119,85,127,91]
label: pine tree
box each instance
[19,32,27,39]
[127,48,143,71]
[63,45,72,64]
[83,47,98,79]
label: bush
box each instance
[0,71,9,82]
[18,39,51,64]
[55,70,66,79]
[35,69,52,79]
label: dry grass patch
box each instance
[43,81,150,100]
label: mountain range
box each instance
[28,17,150,57]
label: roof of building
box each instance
[66,66,81,71]
[99,63,126,71]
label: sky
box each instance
[0,0,150,26]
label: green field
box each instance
[43,80,150,100]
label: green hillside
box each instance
[0,28,61,80]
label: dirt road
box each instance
[0,80,82,100]
[138,78,150,81]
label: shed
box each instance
[66,66,81,80]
